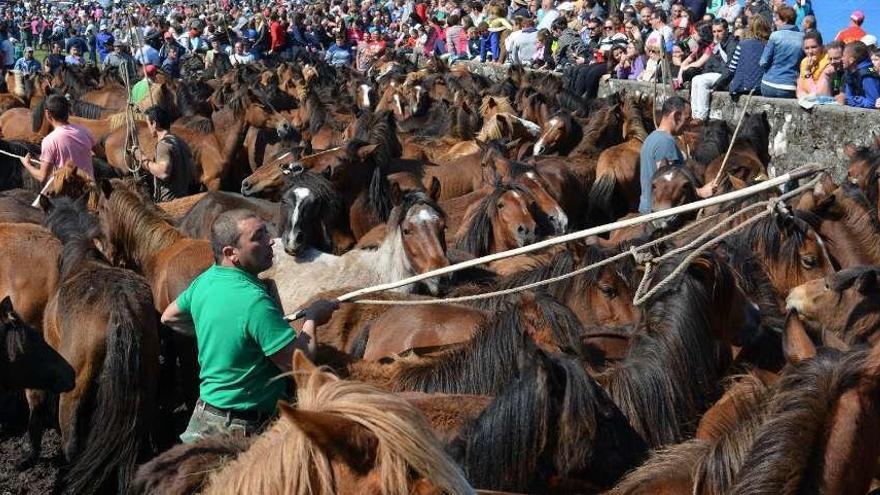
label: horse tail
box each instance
[587,171,623,227]
[64,296,158,495]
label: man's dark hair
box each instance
[711,18,729,32]
[211,209,259,263]
[827,40,845,52]
[551,17,567,31]
[846,40,870,64]
[661,95,690,117]
[653,10,667,23]
[803,30,823,46]
[144,106,173,130]
[45,94,70,122]
[776,5,796,25]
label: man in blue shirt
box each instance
[836,41,880,109]
[639,96,714,213]
[13,46,41,75]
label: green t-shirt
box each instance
[177,264,295,412]
[131,78,149,105]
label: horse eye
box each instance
[599,285,618,298]
[801,256,818,270]
[497,202,505,210]
[403,228,412,236]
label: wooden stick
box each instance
[30,174,55,208]
[711,86,757,187]
[284,163,826,320]
[0,148,41,165]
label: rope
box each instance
[126,11,155,108]
[119,64,143,178]
[282,163,826,320]
[631,174,823,306]
[711,86,757,187]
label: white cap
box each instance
[557,1,575,11]
[862,34,878,47]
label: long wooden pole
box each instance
[284,163,825,320]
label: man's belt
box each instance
[200,399,269,422]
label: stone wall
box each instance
[460,61,880,180]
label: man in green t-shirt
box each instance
[161,208,337,443]
[130,64,157,106]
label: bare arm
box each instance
[142,140,172,180]
[20,154,52,183]
[269,320,317,371]
[160,299,196,336]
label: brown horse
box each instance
[0,295,74,393]
[131,351,474,495]
[588,96,650,225]
[177,191,282,240]
[453,182,538,257]
[95,180,212,313]
[787,267,880,345]
[28,196,158,494]
[802,179,880,268]
[0,222,61,331]
[703,112,771,185]
[240,146,352,200]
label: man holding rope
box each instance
[161,209,339,442]
[639,96,714,214]
[19,94,96,183]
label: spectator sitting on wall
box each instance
[824,40,846,96]
[835,41,880,109]
[797,31,831,99]
[836,10,866,45]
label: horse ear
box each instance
[428,177,441,202]
[857,270,879,294]
[783,311,816,366]
[99,178,113,200]
[844,143,858,159]
[355,144,380,161]
[0,295,14,320]
[280,404,379,469]
[37,194,54,214]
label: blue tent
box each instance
[812,1,880,44]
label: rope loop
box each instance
[629,246,654,265]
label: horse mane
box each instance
[43,196,107,281]
[303,86,329,137]
[204,366,473,495]
[693,120,732,166]
[32,96,46,132]
[456,182,529,257]
[102,181,185,268]
[735,112,771,166]
[58,65,92,98]
[730,207,821,267]
[450,350,648,492]
[548,112,584,155]
[622,97,649,142]
[476,114,537,144]
[479,95,515,117]
[287,170,344,223]
[71,99,108,120]
[730,349,864,494]
[394,293,583,395]
[599,251,735,448]
[178,115,215,134]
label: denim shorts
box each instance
[179,399,271,444]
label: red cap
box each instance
[852,10,865,23]
[144,64,158,77]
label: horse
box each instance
[276,169,353,256]
[0,221,61,331]
[0,295,74,394]
[703,112,771,185]
[240,146,351,200]
[453,182,538,258]
[131,351,474,495]
[588,96,650,225]
[597,250,762,448]
[263,188,448,314]
[27,196,159,494]
[177,191,283,240]
[800,179,880,268]
[787,266,880,345]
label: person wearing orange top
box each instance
[835,10,867,44]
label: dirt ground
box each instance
[0,392,61,495]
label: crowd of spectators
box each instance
[0,0,876,111]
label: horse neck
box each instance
[110,200,185,277]
[624,106,649,143]
[219,110,250,164]
[573,113,610,156]
[832,199,880,266]
[359,224,414,291]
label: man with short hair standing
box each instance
[162,209,338,442]
[20,94,96,182]
[639,96,714,213]
[135,105,195,202]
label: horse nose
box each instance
[553,211,569,234]
[241,179,252,195]
[533,143,544,156]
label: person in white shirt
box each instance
[230,41,255,65]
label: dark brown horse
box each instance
[27,196,158,494]
[0,295,74,393]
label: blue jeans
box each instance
[760,82,796,99]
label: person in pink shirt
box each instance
[20,95,96,182]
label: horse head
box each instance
[391,184,448,295]
[279,168,341,258]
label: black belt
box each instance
[199,400,269,422]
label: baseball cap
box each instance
[851,10,865,23]
[24,46,33,52]
[144,64,158,77]
[557,1,574,12]
[863,34,878,47]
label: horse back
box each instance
[152,239,213,311]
